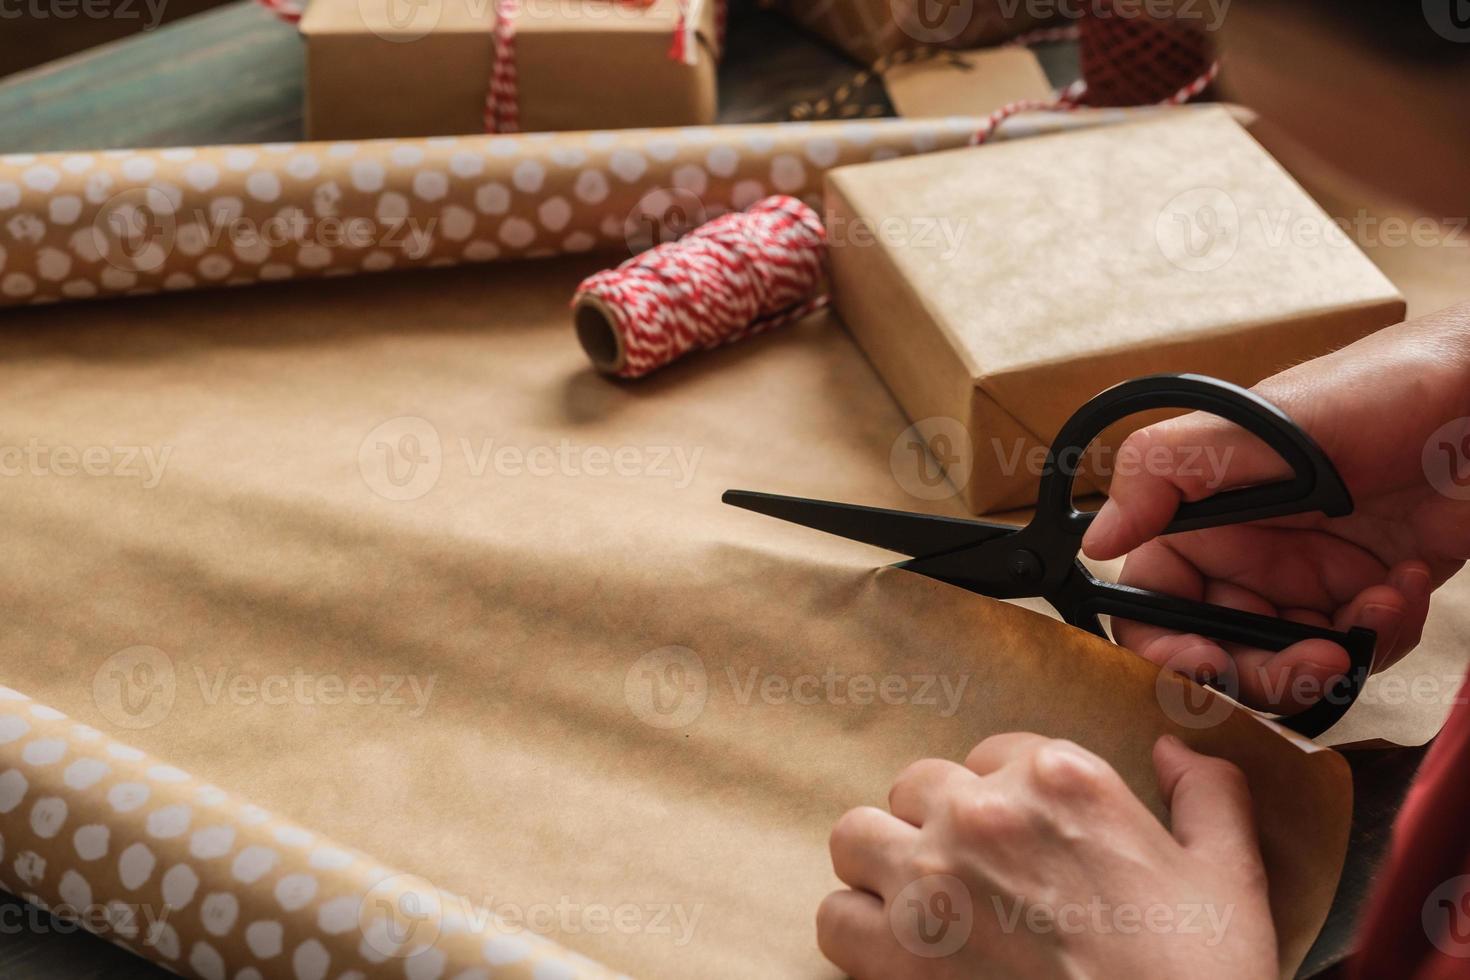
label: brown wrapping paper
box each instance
[0,691,616,978]
[0,107,1220,312]
[301,0,721,139]
[0,256,1350,978]
[825,108,1406,513]
[881,46,1054,119]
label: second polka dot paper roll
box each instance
[0,686,624,979]
[0,109,1184,310]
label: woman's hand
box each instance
[817,734,1278,980]
[1083,303,1470,713]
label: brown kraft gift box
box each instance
[300,0,720,139]
[824,107,1406,514]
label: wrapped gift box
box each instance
[300,0,720,139]
[772,0,1049,65]
[824,107,1406,514]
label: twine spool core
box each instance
[574,293,627,375]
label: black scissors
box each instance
[724,374,1375,737]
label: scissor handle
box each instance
[1033,374,1371,737]
[1060,576,1375,738]
[1035,374,1353,538]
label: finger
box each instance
[1111,541,1236,685]
[1152,735,1264,878]
[1157,524,1389,616]
[1383,561,1433,664]
[830,806,919,897]
[1229,639,1351,713]
[816,889,902,980]
[962,731,1052,776]
[1195,580,1352,712]
[1083,415,1290,561]
[888,759,982,827]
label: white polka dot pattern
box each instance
[0,118,991,308]
[0,687,622,980]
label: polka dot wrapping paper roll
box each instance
[0,110,1196,311]
[0,685,624,979]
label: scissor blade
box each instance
[722,489,1017,559]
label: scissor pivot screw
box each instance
[1007,549,1043,582]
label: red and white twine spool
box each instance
[572,196,827,379]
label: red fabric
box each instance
[1352,666,1470,979]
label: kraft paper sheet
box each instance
[0,257,1352,978]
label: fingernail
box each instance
[1397,565,1432,602]
[1361,601,1403,633]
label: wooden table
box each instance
[0,4,1427,976]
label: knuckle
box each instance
[1029,740,1118,801]
[908,846,956,882]
[814,892,845,946]
[946,790,1026,839]
[889,758,946,807]
[830,806,878,850]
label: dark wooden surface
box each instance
[0,5,1424,977]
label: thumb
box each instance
[1082,412,1293,561]
[1152,734,1263,871]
